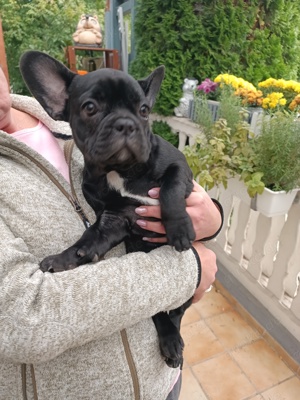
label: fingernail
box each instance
[136,219,147,227]
[135,207,147,215]
[148,188,159,197]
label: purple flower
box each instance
[197,78,218,94]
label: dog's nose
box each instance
[114,118,136,136]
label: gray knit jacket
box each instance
[0,95,200,400]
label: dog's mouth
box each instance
[108,146,136,165]
[85,139,150,170]
[78,114,151,170]
[107,141,150,168]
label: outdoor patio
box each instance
[179,284,300,400]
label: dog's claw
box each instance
[77,248,86,257]
[159,331,184,369]
[170,235,194,252]
[165,356,183,369]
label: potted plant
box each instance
[184,88,264,194]
[249,111,300,216]
[189,73,300,131]
[189,78,220,123]
[184,88,300,217]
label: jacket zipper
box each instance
[121,330,140,400]
[4,141,140,399]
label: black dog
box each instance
[20,51,196,368]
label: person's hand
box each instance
[135,181,222,243]
[192,242,217,303]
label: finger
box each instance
[136,219,166,234]
[142,236,167,244]
[135,205,162,219]
[148,187,160,198]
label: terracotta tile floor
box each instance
[179,284,300,400]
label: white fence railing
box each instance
[151,114,300,355]
[207,184,300,344]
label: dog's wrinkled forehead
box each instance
[70,69,145,110]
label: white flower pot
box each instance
[227,177,299,217]
[251,187,299,217]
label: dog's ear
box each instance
[138,66,165,109]
[20,51,76,121]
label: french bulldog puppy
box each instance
[20,51,196,368]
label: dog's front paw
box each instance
[40,244,101,273]
[166,216,195,252]
[39,252,79,273]
[159,330,184,368]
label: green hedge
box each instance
[152,121,179,148]
[130,0,300,115]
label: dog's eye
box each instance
[139,105,150,120]
[82,101,97,116]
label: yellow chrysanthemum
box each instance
[279,98,287,106]
[258,78,277,88]
[258,78,300,94]
[262,92,286,109]
[214,74,256,91]
[214,74,300,110]
[262,98,270,109]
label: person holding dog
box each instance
[0,64,222,400]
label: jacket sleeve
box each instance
[0,216,199,364]
[200,198,224,241]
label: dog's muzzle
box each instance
[89,115,151,167]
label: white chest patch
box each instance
[106,171,159,205]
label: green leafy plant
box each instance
[184,89,264,196]
[183,119,233,190]
[185,88,300,196]
[243,172,265,198]
[252,112,300,192]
